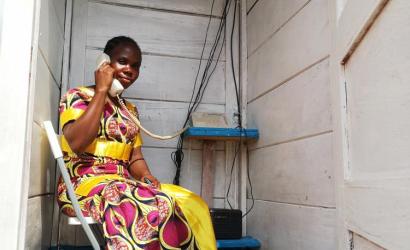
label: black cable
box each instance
[187,0,215,113]
[230,0,241,128]
[172,0,232,185]
[224,0,255,217]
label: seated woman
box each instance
[58,36,216,250]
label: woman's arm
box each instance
[63,63,115,153]
[129,146,160,187]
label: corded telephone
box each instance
[95,53,187,140]
[96,53,125,97]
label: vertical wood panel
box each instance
[29,123,56,197]
[33,54,60,127]
[39,0,65,84]
[68,0,88,88]
[52,0,67,33]
[345,0,410,177]
[25,195,54,250]
[249,133,334,207]
[247,59,331,149]
[201,141,216,206]
[247,0,308,56]
[353,233,386,250]
[247,0,329,101]
[247,200,336,250]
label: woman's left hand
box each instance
[140,174,160,188]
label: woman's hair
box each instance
[103,36,141,57]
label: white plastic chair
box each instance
[43,121,100,250]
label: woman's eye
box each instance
[118,59,127,65]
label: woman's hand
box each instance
[140,174,160,188]
[95,62,115,93]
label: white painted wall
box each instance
[0,0,36,248]
[24,0,66,249]
[331,0,410,249]
[246,0,336,249]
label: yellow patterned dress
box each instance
[57,87,216,250]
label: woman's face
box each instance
[109,43,142,89]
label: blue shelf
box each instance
[217,236,261,249]
[184,127,259,141]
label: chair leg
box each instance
[57,210,61,250]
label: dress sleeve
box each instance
[133,133,143,148]
[59,87,90,130]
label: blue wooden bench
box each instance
[217,236,261,249]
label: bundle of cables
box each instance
[171,0,254,217]
[171,0,232,185]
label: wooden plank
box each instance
[33,53,60,128]
[57,215,77,245]
[247,59,331,149]
[247,0,329,101]
[224,0,240,212]
[24,195,54,250]
[68,0,88,88]
[127,99,225,148]
[247,0,309,56]
[353,233,386,250]
[249,133,334,207]
[240,0,248,236]
[83,49,226,104]
[345,179,410,250]
[52,0,67,33]
[39,0,65,85]
[28,123,56,197]
[246,199,336,250]
[246,0,258,13]
[213,198,225,208]
[329,0,351,248]
[336,0,388,63]
[344,0,410,177]
[61,0,72,94]
[93,0,225,17]
[86,2,225,60]
[201,141,216,206]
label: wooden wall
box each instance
[64,0,235,245]
[25,0,66,249]
[245,0,336,249]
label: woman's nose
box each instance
[123,66,135,77]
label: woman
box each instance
[58,36,215,250]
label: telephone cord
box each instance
[117,95,188,140]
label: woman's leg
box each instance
[85,180,196,250]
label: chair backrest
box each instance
[43,121,100,250]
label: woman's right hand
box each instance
[95,62,115,93]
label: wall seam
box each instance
[28,193,54,199]
[248,55,329,104]
[247,0,312,58]
[248,198,336,209]
[248,130,333,151]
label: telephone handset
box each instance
[96,53,125,97]
[95,53,188,140]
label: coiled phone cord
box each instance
[117,95,188,140]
